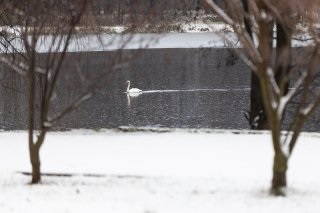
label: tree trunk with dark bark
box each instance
[242,0,268,130]
[30,146,41,183]
[271,153,288,196]
[275,22,291,96]
[250,75,268,129]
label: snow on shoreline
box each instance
[2,31,313,54]
[1,130,320,212]
[34,32,316,52]
[4,32,234,53]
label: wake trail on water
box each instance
[141,88,251,93]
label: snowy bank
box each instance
[3,31,313,54]
[0,130,320,213]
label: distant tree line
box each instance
[91,0,226,13]
[92,0,201,14]
[90,0,227,24]
[0,0,226,26]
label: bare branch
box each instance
[205,0,234,25]
[0,56,26,76]
[205,0,262,66]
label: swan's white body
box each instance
[126,80,142,94]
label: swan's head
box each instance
[125,80,130,84]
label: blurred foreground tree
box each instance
[0,0,91,184]
[205,0,320,195]
[0,0,146,183]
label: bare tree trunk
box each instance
[30,145,41,183]
[242,0,268,129]
[27,45,39,183]
[28,72,42,183]
[275,22,291,96]
[117,0,122,24]
[271,153,288,196]
[29,129,47,183]
[26,27,40,183]
[250,75,268,129]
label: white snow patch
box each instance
[1,130,320,212]
[181,22,233,33]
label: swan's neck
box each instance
[126,81,131,92]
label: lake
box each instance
[0,40,319,131]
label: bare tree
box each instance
[204,0,320,195]
[0,0,92,184]
[0,0,148,183]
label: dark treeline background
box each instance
[90,0,225,24]
[0,0,225,26]
[92,0,201,14]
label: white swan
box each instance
[126,80,142,94]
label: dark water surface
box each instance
[0,48,318,131]
[65,89,250,129]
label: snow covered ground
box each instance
[1,130,320,213]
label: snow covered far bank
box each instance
[3,31,313,53]
[35,32,235,53]
[1,130,320,213]
[2,32,234,53]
